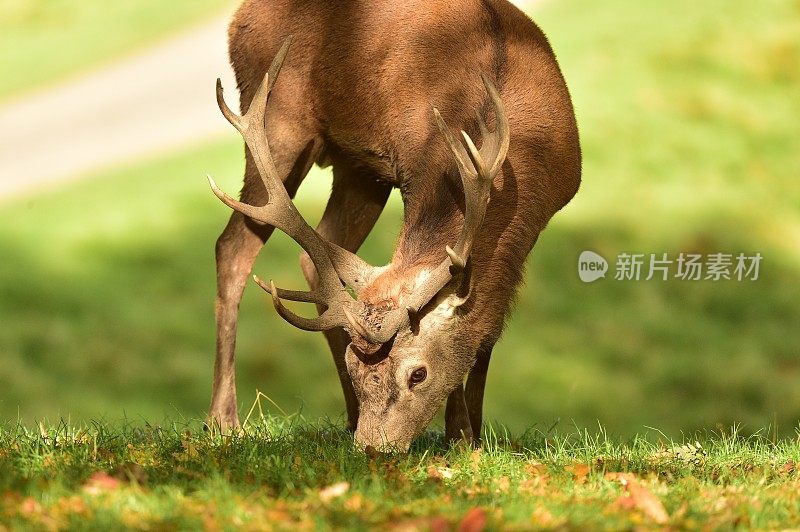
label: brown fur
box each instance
[209,0,581,443]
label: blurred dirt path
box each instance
[0,15,238,201]
[0,0,545,202]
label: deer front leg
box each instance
[210,207,274,431]
[208,137,321,432]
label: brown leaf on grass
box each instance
[344,494,363,512]
[20,497,42,515]
[458,507,487,532]
[565,463,591,484]
[469,448,483,473]
[781,460,795,475]
[610,493,637,511]
[608,473,669,524]
[17,496,59,530]
[389,516,450,532]
[495,476,511,494]
[53,495,88,517]
[83,472,121,495]
[378,457,411,487]
[319,481,350,503]
[427,465,455,481]
[430,517,451,532]
[265,509,293,524]
[520,474,550,496]
[1,490,22,508]
[520,461,551,496]
[525,461,548,477]
[460,483,489,498]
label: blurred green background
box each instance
[0,0,798,438]
[0,0,228,100]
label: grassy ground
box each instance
[1,0,798,438]
[0,0,233,101]
[2,419,800,529]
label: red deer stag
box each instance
[207,0,581,451]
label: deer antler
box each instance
[348,74,510,345]
[209,36,377,333]
[208,36,509,348]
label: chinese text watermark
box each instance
[578,251,762,283]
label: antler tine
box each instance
[214,38,291,205]
[480,73,510,176]
[210,36,383,334]
[433,108,470,173]
[461,131,488,186]
[255,278,348,332]
[450,74,509,260]
[252,275,320,304]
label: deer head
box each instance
[209,37,509,451]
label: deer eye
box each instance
[408,367,427,388]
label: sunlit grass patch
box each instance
[2,419,800,529]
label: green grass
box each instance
[0,0,234,101]
[2,419,800,529]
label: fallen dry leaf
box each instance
[565,463,591,484]
[427,465,455,481]
[83,472,121,495]
[519,474,550,496]
[525,461,548,477]
[344,494,363,511]
[53,495,88,516]
[611,493,637,511]
[390,516,450,532]
[458,507,488,532]
[495,476,511,494]
[265,509,293,524]
[20,497,42,515]
[520,461,551,496]
[609,473,669,524]
[319,481,350,502]
[469,449,483,473]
